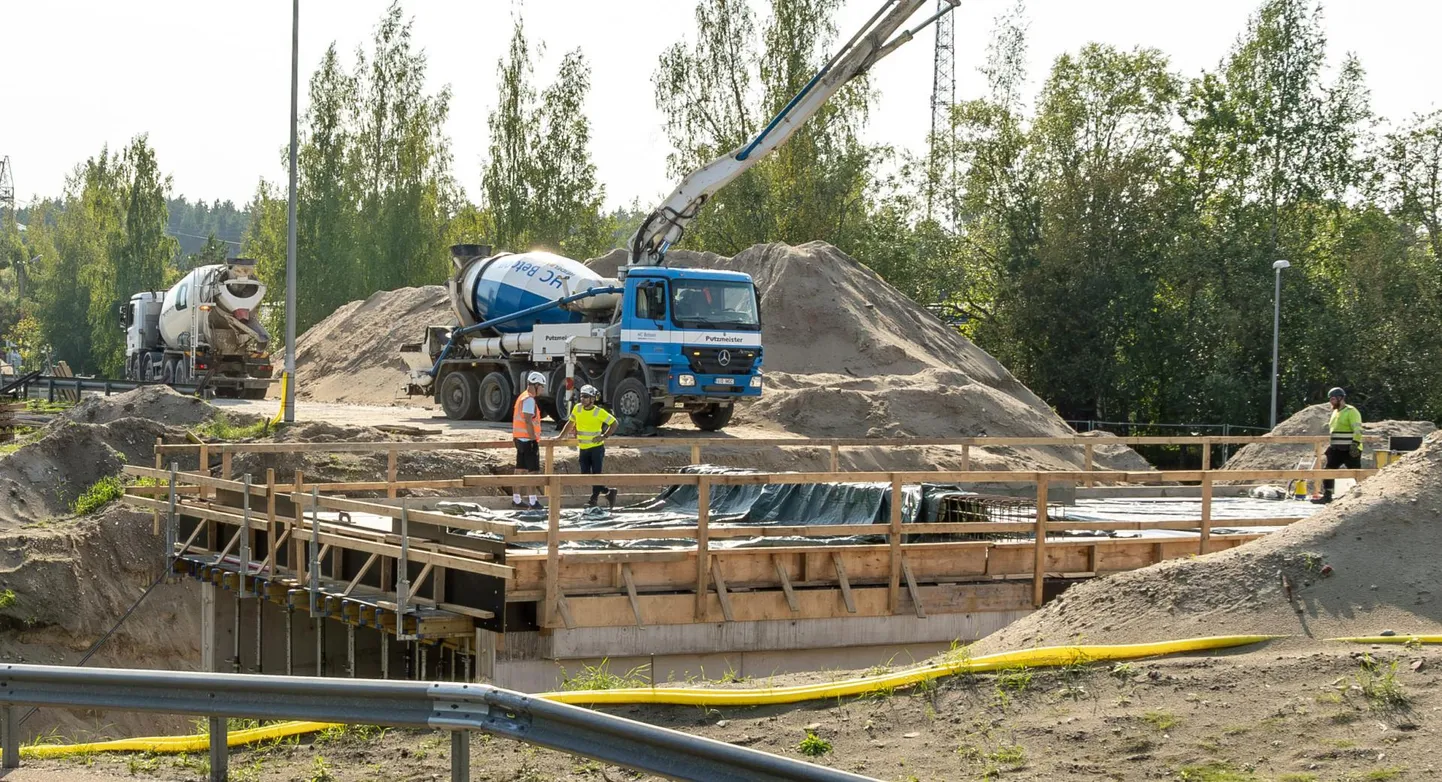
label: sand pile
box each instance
[65,385,215,427]
[1224,404,1436,472]
[0,419,176,526]
[974,430,1442,652]
[292,285,449,403]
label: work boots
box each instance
[1310,494,1333,505]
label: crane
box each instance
[627,0,960,267]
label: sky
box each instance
[5,0,1440,213]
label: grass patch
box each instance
[193,413,272,441]
[996,667,1033,693]
[71,476,123,515]
[1355,654,1409,711]
[1278,774,1319,782]
[0,589,14,609]
[24,399,72,415]
[798,730,832,757]
[1142,710,1180,731]
[987,744,1026,767]
[1177,762,1263,781]
[559,659,650,691]
[1345,769,1405,782]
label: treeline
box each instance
[2,0,1438,430]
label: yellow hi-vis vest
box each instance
[1329,404,1363,447]
[570,403,617,449]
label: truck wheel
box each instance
[139,353,154,382]
[611,377,654,435]
[546,367,572,425]
[439,372,481,420]
[689,404,734,432]
[477,371,514,422]
[161,358,176,384]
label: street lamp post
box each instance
[1270,259,1291,430]
[283,0,299,423]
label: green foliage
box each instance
[558,658,651,691]
[1142,710,1180,731]
[193,413,273,441]
[72,476,124,515]
[1355,653,1409,711]
[796,729,832,757]
[0,589,16,609]
[1177,762,1263,782]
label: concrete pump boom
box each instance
[627,0,959,267]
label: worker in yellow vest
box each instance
[554,384,619,508]
[511,371,547,510]
[1315,386,1363,504]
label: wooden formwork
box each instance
[121,432,1379,659]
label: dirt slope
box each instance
[974,430,1442,652]
[1223,403,1436,472]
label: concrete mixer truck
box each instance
[402,0,954,433]
[120,258,274,398]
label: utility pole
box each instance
[1270,259,1291,430]
[283,0,300,423]
[0,157,14,217]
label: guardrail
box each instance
[0,663,870,782]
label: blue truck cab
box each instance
[613,266,763,431]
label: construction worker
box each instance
[1315,386,1363,504]
[511,371,547,510]
[554,384,619,508]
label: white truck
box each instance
[120,258,274,398]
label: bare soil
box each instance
[1223,404,1436,473]
[23,640,1442,781]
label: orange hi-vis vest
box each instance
[512,390,541,441]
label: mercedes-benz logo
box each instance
[717,350,732,367]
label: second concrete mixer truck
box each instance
[401,0,954,434]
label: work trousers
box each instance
[1322,444,1360,495]
[579,446,607,499]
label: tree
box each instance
[1383,110,1442,262]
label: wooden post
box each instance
[1083,444,1095,488]
[545,476,560,628]
[198,443,210,498]
[1199,473,1213,555]
[544,444,555,476]
[690,444,702,466]
[221,450,233,482]
[265,468,277,574]
[1201,437,1212,472]
[888,476,903,614]
[153,438,164,535]
[694,477,711,620]
[960,443,970,472]
[386,449,398,499]
[1032,476,1048,608]
[829,444,840,472]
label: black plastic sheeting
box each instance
[447,466,975,551]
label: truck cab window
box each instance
[635,282,665,321]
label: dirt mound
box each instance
[0,506,201,738]
[974,430,1442,652]
[293,285,449,404]
[1224,404,1436,472]
[65,385,215,427]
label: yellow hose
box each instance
[8,635,1274,758]
[1329,635,1442,645]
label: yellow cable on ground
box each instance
[7,635,1275,759]
[1329,635,1442,645]
[546,635,1277,706]
[15,721,337,759]
[269,371,289,428]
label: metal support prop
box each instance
[381,631,389,679]
[255,597,263,674]
[166,463,179,567]
[284,606,294,676]
[396,501,414,640]
[347,625,356,678]
[232,594,242,674]
[308,488,320,616]
[451,730,470,781]
[418,644,427,682]
[314,618,325,677]
[208,716,227,781]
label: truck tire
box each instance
[611,377,654,436]
[440,372,481,420]
[689,404,734,432]
[139,353,155,382]
[546,366,572,425]
[161,358,176,384]
[477,371,514,423]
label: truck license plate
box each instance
[715,377,735,385]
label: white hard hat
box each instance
[526,371,546,385]
[579,384,599,398]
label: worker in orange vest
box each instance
[511,371,547,510]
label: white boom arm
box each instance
[628,0,959,266]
